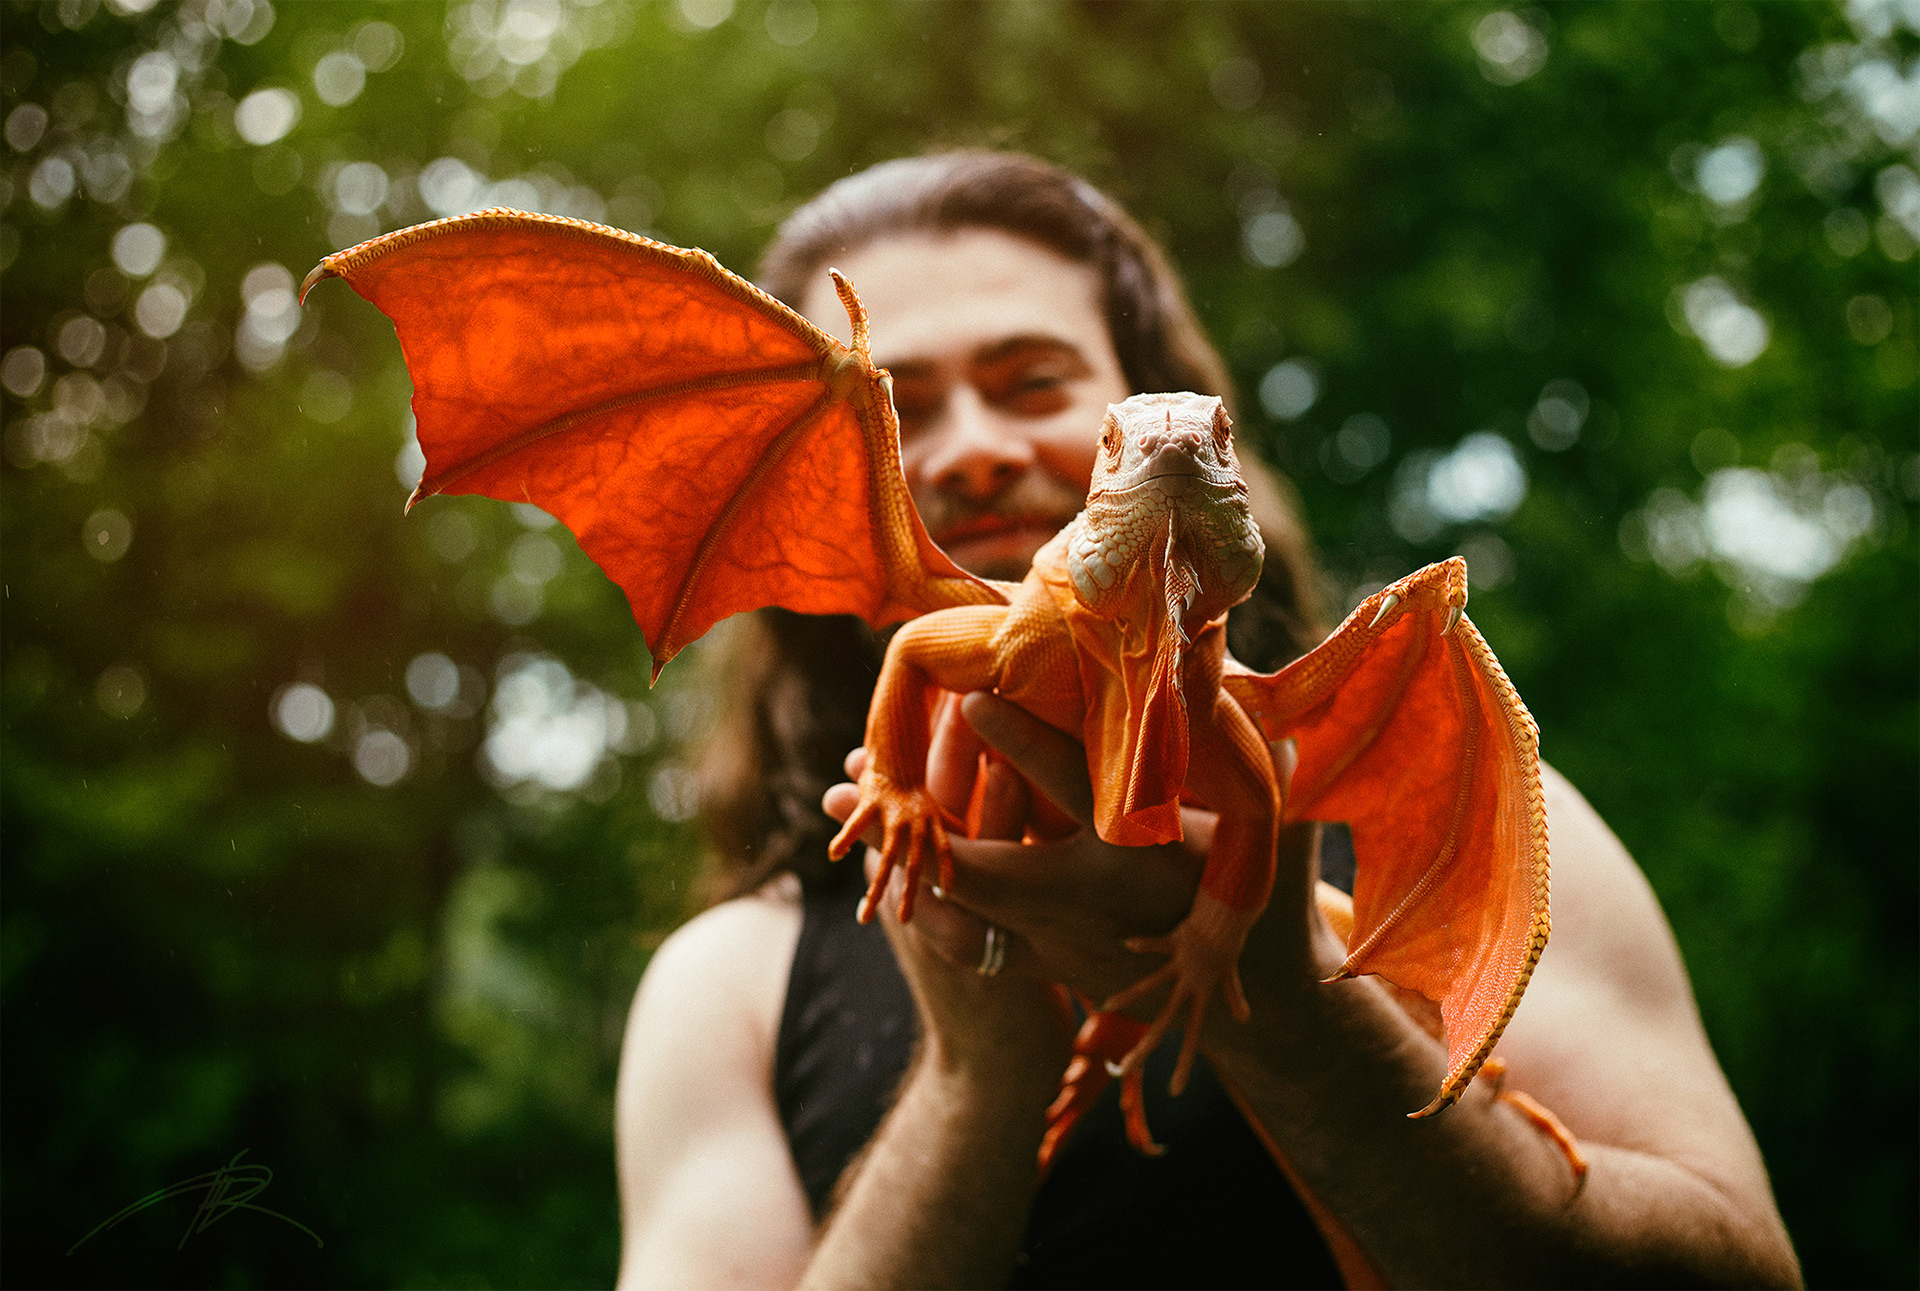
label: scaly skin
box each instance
[830,392,1276,1097]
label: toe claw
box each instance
[843,776,951,926]
[1170,997,1207,1096]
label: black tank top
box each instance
[773,829,1357,1289]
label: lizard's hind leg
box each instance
[1106,693,1279,1095]
[1040,1008,1163,1171]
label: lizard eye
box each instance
[1211,403,1233,453]
[1100,419,1121,458]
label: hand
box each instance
[908,693,1333,1016]
[826,692,1332,1064]
[824,717,1073,1094]
[906,692,1210,1004]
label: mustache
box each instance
[917,472,1087,541]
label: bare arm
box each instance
[809,736,1075,1290]
[799,906,1070,1291]
[614,887,813,1290]
[925,694,1800,1288]
[1208,764,1799,1287]
[619,744,1076,1291]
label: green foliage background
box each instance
[2,0,1913,1286]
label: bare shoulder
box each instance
[629,874,803,1043]
[1497,765,1771,1192]
[618,874,802,1138]
[615,875,810,1290]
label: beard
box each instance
[916,469,1089,582]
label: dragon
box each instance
[303,211,1581,1264]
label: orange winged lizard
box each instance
[830,389,1294,1093]
[301,209,1585,1256]
[823,389,1581,1180]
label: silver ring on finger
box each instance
[976,923,1008,977]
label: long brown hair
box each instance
[698,151,1323,900]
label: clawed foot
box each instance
[1102,891,1260,1096]
[1040,1010,1162,1171]
[1475,1057,1590,1189]
[827,770,952,923]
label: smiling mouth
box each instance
[931,513,1068,577]
[934,513,1055,544]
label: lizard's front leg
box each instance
[828,606,1007,923]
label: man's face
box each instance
[798,228,1132,581]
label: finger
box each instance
[876,863,1043,979]
[845,746,869,780]
[929,836,1052,916]
[926,692,985,818]
[823,781,860,824]
[1266,736,1297,798]
[971,755,1030,842]
[931,833,1121,929]
[1027,786,1081,841]
[934,828,1198,943]
[960,692,1096,825]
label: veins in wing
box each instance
[1290,615,1430,811]
[410,360,822,504]
[657,388,844,653]
[1335,640,1481,980]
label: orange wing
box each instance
[302,208,1002,679]
[1224,557,1549,1115]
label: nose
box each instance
[1134,415,1206,458]
[1134,417,1209,475]
[914,385,1034,500]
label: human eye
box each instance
[886,376,939,436]
[1011,366,1067,394]
[982,351,1080,416]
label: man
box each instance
[614,152,1800,1288]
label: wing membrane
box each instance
[304,209,1000,676]
[1225,557,1549,1113]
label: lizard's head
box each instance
[1067,392,1265,628]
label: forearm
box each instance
[1206,925,1798,1288]
[801,1043,1052,1291]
